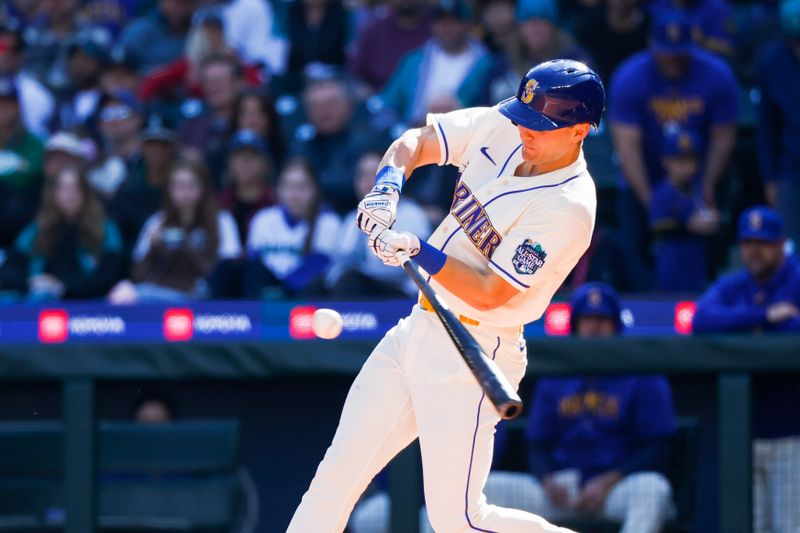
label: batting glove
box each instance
[357,184,399,239]
[371,228,420,267]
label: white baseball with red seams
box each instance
[287,105,595,533]
[313,308,344,340]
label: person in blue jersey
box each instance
[693,206,800,333]
[649,127,719,292]
[692,205,800,533]
[757,0,800,246]
[484,283,677,533]
[650,0,735,58]
[609,10,737,274]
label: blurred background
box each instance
[0,0,798,531]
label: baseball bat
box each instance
[396,251,523,420]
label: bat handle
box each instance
[396,250,411,266]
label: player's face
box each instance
[740,240,785,281]
[517,124,588,165]
[575,315,617,338]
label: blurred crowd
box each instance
[0,0,797,302]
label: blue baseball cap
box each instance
[661,127,702,157]
[433,0,471,20]
[651,11,694,54]
[738,206,785,242]
[570,282,623,333]
[781,0,800,37]
[516,0,558,23]
[228,129,268,155]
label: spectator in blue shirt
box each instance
[609,10,737,274]
[650,127,719,292]
[485,283,677,533]
[118,0,198,73]
[757,0,800,246]
[651,0,735,58]
[692,206,800,533]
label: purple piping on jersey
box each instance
[484,174,581,209]
[438,123,450,165]
[464,337,502,533]
[496,144,522,178]
[489,259,529,289]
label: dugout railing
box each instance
[0,336,796,533]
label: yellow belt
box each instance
[418,294,480,326]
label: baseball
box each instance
[312,308,344,339]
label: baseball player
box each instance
[287,59,603,533]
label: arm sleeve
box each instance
[526,382,557,478]
[608,63,644,126]
[217,211,243,259]
[692,280,768,333]
[707,62,739,125]
[426,106,492,168]
[487,210,592,292]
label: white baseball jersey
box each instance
[425,105,597,327]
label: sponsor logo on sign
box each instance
[544,303,571,336]
[674,301,696,335]
[289,306,317,339]
[39,310,69,343]
[164,308,194,341]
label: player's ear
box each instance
[572,123,591,142]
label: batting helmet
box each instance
[498,59,605,131]
[569,282,623,334]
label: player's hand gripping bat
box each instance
[396,251,523,420]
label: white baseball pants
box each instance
[753,435,800,533]
[287,307,575,533]
[481,471,674,533]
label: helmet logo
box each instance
[587,288,603,307]
[749,211,762,230]
[521,79,539,104]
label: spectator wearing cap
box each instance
[276,0,353,95]
[0,76,44,247]
[0,24,54,137]
[471,0,593,106]
[44,131,91,182]
[13,164,124,300]
[119,0,198,73]
[291,76,388,214]
[349,0,432,92]
[574,0,650,83]
[692,206,800,533]
[89,90,144,197]
[230,89,286,168]
[650,127,719,292]
[219,129,276,243]
[48,34,108,133]
[380,0,490,124]
[177,55,243,183]
[485,282,677,533]
[757,0,800,245]
[101,45,141,96]
[609,10,737,278]
[651,0,735,58]
[326,150,431,298]
[693,206,800,333]
[139,10,262,105]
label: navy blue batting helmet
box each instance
[569,282,623,334]
[499,59,605,131]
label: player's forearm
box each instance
[431,255,518,312]
[611,125,650,204]
[701,124,736,197]
[379,125,440,180]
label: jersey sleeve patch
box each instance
[511,239,547,275]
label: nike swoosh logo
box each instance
[480,146,496,165]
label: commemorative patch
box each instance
[512,239,547,275]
